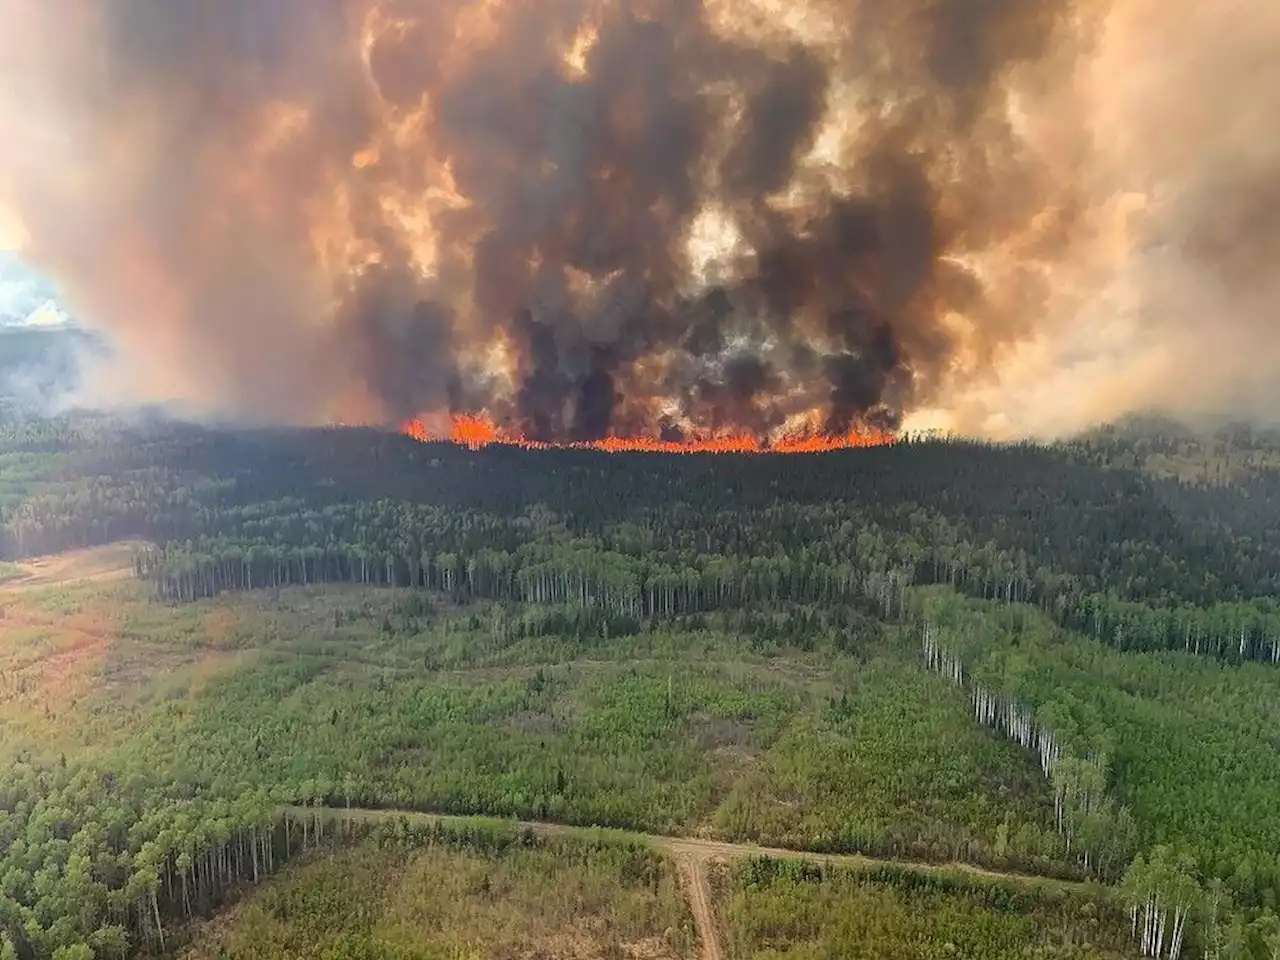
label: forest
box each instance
[1,405,1279,957]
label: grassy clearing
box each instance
[0,549,1133,958]
[105,590,1054,862]
[717,858,1136,959]
[0,574,1065,867]
[0,539,145,591]
[708,652,1052,859]
[0,577,248,761]
[183,832,696,959]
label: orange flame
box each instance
[402,413,895,453]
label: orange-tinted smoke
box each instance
[6,0,1275,441]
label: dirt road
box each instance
[676,854,722,960]
[285,805,1102,960]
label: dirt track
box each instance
[675,854,722,960]
[285,805,1102,960]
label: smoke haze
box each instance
[0,0,1274,440]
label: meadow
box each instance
[182,826,696,960]
[718,858,1134,960]
[1,564,1057,861]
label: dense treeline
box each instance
[7,410,1280,670]
[128,495,1280,669]
[922,622,1137,882]
[914,586,1280,957]
[0,755,350,958]
[6,410,1280,606]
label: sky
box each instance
[0,252,72,327]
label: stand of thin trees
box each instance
[921,622,1136,882]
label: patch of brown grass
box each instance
[199,607,244,650]
[0,540,150,593]
[183,838,694,960]
[0,576,252,759]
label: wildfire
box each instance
[402,413,895,453]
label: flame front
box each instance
[402,413,893,453]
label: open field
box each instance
[0,565,247,761]
[0,538,146,591]
[286,805,1116,960]
[716,858,1136,959]
[183,807,1124,960]
[183,831,696,960]
[0,537,1266,957]
[175,803,1136,960]
[0,556,1061,867]
[0,565,1101,957]
[98,579,1060,870]
[0,552,1214,956]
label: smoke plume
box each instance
[0,0,1274,440]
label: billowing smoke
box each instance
[910,0,1280,438]
[0,0,1273,440]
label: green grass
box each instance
[719,859,1135,959]
[709,654,1054,861]
[93,584,1057,865]
[0,578,1064,870]
[0,580,247,762]
[0,574,1137,958]
[183,832,695,959]
[0,575,1091,959]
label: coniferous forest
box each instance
[4,405,1280,957]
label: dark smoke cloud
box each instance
[0,0,1095,438]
